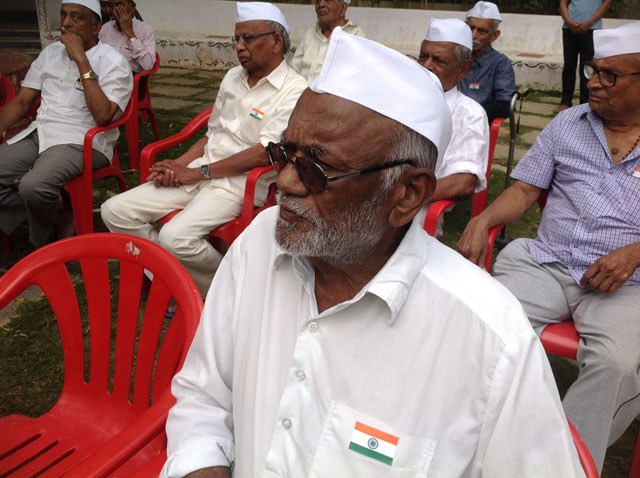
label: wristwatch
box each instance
[200,164,211,179]
[81,70,97,81]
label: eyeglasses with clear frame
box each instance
[584,61,640,87]
[266,142,416,194]
[231,31,275,45]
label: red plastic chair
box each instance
[63,100,136,236]
[125,52,161,171]
[424,117,505,237]
[0,233,202,477]
[569,419,600,478]
[140,106,278,251]
[0,73,16,110]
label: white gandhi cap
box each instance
[310,28,452,166]
[425,18,473,51]
[466,1,502,21]
[61,0,102,19]
[236,2,290,35]
[594,21,640,59]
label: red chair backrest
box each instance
[0,74,16,110]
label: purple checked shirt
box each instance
[511,104,640,286]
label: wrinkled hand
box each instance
[147,159,203,188]
[60,31,86,63]
[580,243,640,292]
[457,217,490,269]
[113,3,135,36]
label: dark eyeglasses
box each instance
[584,62,640,87]
[231,32,275,45]
[266,142,416,193]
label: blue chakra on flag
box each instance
[367,438,379,450]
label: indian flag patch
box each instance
[250,107,264,120]
[469,82,480,90]
[348,421,398,466]
[75,79,84,91]
[633,167,640,179]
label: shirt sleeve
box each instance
[511,117,558,189]
[130,21,156,73]
[290,34,307,75]
[21,46,48,91]
[492,54,516,102]
[257,74,307,146]
[161,236,243,478]
[438,100,489,192]
[477,330,586,477]
[95,49,133,113]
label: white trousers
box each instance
[101,181,243,296]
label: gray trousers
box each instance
[493,238,640,472]
[0,130,109,247]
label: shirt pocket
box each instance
[309,401,436,478]
[67,80,88,111]
[234,108,268,144]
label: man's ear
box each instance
[491,29,501,43]
[456,58,473,83]
[387,167,437,228]
[272,31,284,54]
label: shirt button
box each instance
[573,244,579,248]
[582,216,587,221]
[308,321,318,332]
[597,191,603,196]
[295,370,306,381]
[609,170,614,175]
[282,418,292,429]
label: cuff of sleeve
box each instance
[439,160,487,192]
[162,438,235,478]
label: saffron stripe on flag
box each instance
[349,442,394,466]
[354,421,399,445]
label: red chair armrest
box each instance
[140,106,213,182]
[540,321,579,360]
[62,390,175,477]
[238,165,275,223]
[423,200,456,237]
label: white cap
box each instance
[236,2,290,34]
[466,1,502,21]
[425,18,473,51]
[594,21,640,59]
[61,0,102,19]
[310,28,452,166]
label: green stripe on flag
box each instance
[348,442,393,465]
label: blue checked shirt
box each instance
[512,104,640,286]
[457,45,516,106]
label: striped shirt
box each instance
[512,104,640,286]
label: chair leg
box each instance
[126,117,140,171]
[144,107,160,141]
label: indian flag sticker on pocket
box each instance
[633,167,640,179]
[348,421,399,466]
[469,82,480,90]
[250,107,264,120]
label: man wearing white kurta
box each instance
[0,0,132,248]
[290,0,363,83]
[162,29,585,478]
[417,19,489,235]
[101,2,306,295]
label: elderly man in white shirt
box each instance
[101,2,306,296]
[162,29,586,478]
[0,0,132,248]
[290,0,363,83]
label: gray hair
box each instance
[491,19,501,31]
[380,123,438,193]
[454,44,472,67]
[266,20,290,54]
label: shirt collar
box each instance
[314,20,354,40]
[240,58,289,90]
[273,211,429,326]
[474,44,494,66]
[444,86,460,109]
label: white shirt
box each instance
[290,21,364,84]
[436,87,489,192]
[99,18,156,73]
[9,41,132,161]
[163,207,585,478]
[186,60,306,202]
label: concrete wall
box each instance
[36,0,637,90]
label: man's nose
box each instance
[276,161,308,196]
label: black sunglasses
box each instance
[231,31,275,45]
[584,61,640,88]
[266,142,416,193]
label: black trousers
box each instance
[561,28,594,106]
